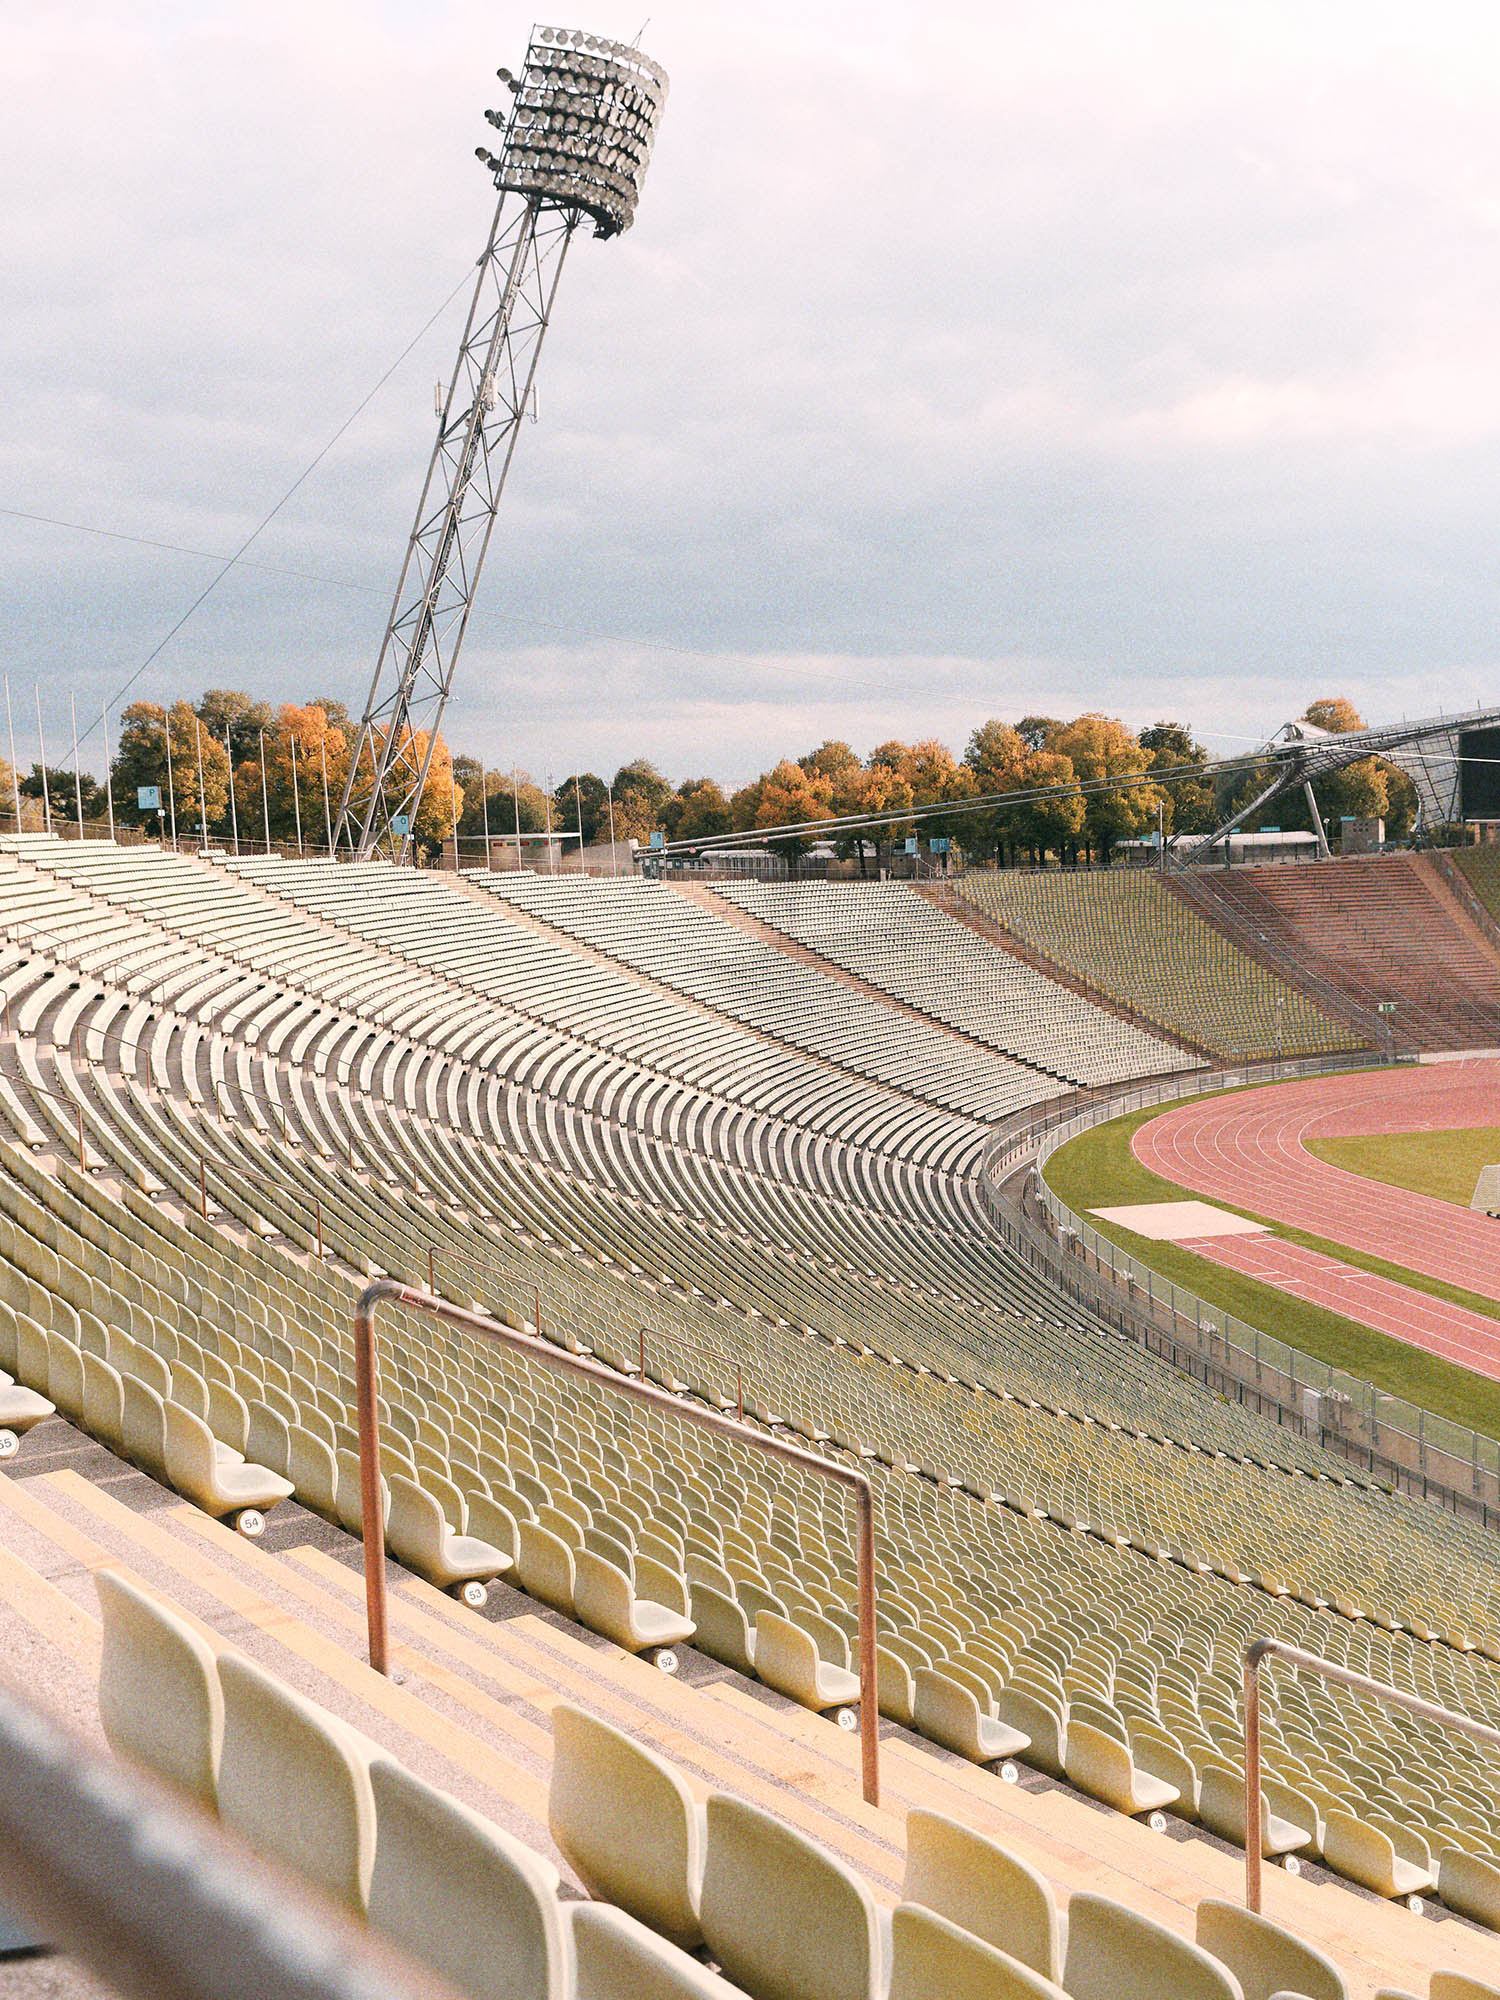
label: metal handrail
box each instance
[0,1670,454,2000]
[1242,1637,1500,1912]
[353,1278,882,1806]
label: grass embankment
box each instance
[1045,1103,1500,1440]
[1306,1127,1500,1209]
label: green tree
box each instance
[1140,721,1216,837]
[196,689,275,762]
[551,771,610,846]
[665,777,732,843]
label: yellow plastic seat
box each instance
[753,1611,861,1716]
[1064,1892,1241,2000]
[1063,1720,1179,1819]
[367,1755,570,2000]
[385,1474,510,1599]
[902,1808,1063,1983]
[1195,1898,1346,2000]
[569,1903,746,2000]
[700,1793,887,2000]
[889,1904,1069,2000]
[572,1550,695,1659]
[162,1400,294,1527]
[549,1703,705,1951]
[216,1651,376,1912]
[95,1567,223,1813]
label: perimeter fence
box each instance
[979,1053,1500,1532]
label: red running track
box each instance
[1178,1232,1500,1380]
[1134,1060,1500,1305]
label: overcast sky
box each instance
[4,0,1500,786]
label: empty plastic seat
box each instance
[0,1370,52,1453]
[367,1756,570,2000]
[1199,1766,1312,1860]
[700,1793,888,2000]
[901,1810,1063,1983]
[1322,1812,1436,1902]
[753,1611,861,1718]
[569,1903,747,2000]
[216,1651,376,1912]
[888,1904,1069,2000]
[385,1474,509,1600]
[95,1567,223,1812]
[1195,1899,1346,2000]
[1436,1849,1500,1930]
[1064,1720,1179,1819]
[912,1668,1029,1768]
[573,1550,695,1661]
[161,1400,294,1528]
[549,1704,706,1952]
[1063,1893,1241,2000]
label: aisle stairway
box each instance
[3,1418,1498,2000]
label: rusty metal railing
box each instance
[354,1279,882,1806]
[1243,1637,1500,1911]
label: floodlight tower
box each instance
[335,26,668,860]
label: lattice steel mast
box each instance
[336,27,668,860]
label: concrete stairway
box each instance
[3,1419,1499,1999]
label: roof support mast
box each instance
[335,26,669,862]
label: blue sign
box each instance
[650,830,665,850]
[392,814,410,839]
[137,786,160,810]
[904,836,917,855]
[929,836,950,854]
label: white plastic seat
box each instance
[1064,1892,1242,2000]
[216,1651,376,1912]
[913,1667,1029,1768]
[385,1474,510,1598]
[367,1755,570,2000]
[573,1549,695,1659]
[753,1611,861,1716]
[549,1704,706,1951]
[901,1808,1064,1983]
[161,1400,294,1526]
[1195,1899,1346,2000]
[569,1903,747,2000]
[889,1904,1069,2000]
[700,1793,888,2000]
[95,1567,224,1812]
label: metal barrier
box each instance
[0,1671,451,2000]
[979,1058,1500,1530]
[353,1279,882,1807]
[1242,1637,1500,1913]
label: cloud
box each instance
[2,0,1498,781]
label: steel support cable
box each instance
[90,265,479,740]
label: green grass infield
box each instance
[1044,1099,1500,1441]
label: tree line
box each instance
[4,689,1419,868]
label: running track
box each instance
[1132,1060,1500,1375]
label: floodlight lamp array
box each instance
[475,25,667,238]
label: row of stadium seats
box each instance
[951,870,1361,1061]
[711,879,1194,1084]
[1,835,989,1193]
[1190,856,1500,1053]
[97,1563,1498,2000]
[461,866,1065,1118]
[1,834,1500,1919]
[7,1055,1500,1923]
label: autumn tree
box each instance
[665,777,732,843]
[1049,714,1158,859]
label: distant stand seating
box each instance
[1189,854,1500,1053]
[954,869,1359,1062]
